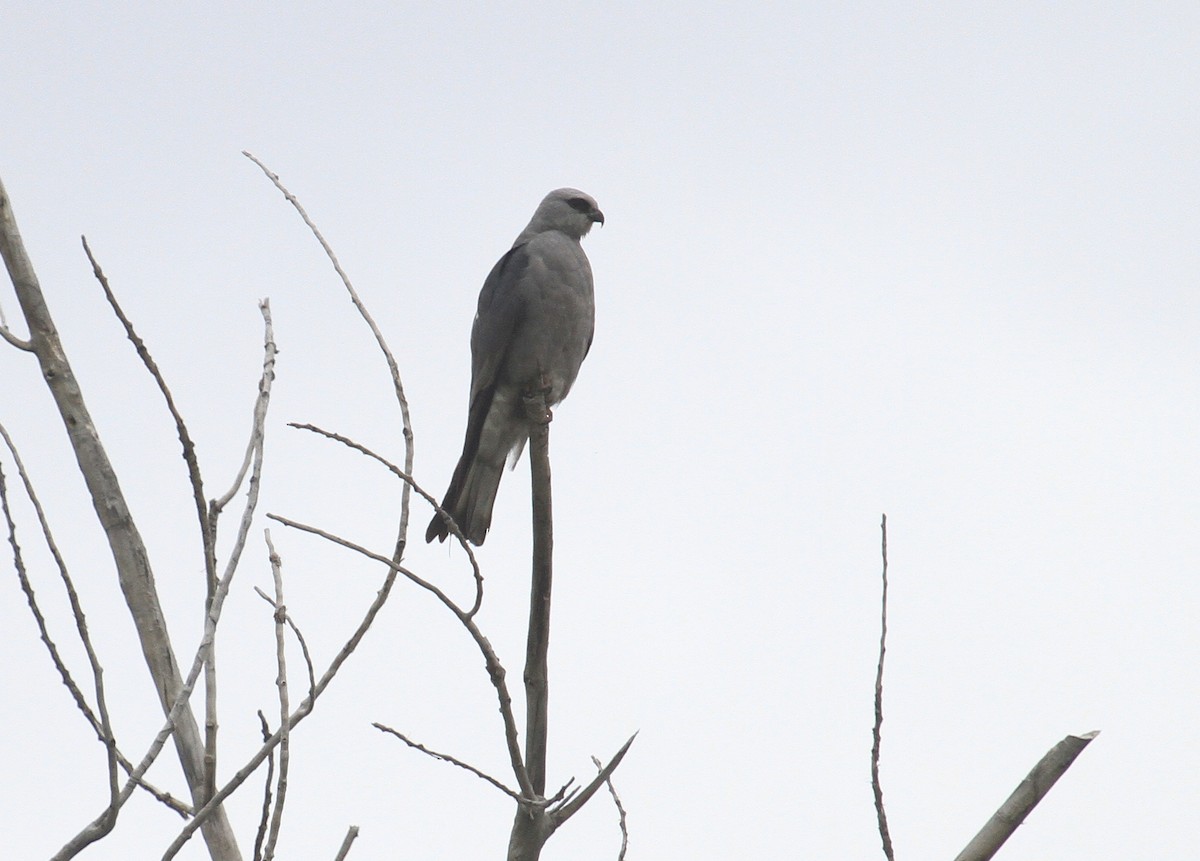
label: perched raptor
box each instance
[425,188,603,545]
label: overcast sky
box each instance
[2,3,1197,859]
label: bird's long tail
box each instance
[425,451,505,545]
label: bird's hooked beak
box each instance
[591,208,605,227]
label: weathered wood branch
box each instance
[0,174,242,861]
[953,731,1099,861]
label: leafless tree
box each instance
[1,161,632,861]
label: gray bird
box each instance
[425,188,603,545]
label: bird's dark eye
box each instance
[567,197,592,213]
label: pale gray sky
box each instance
[3,3,1197,859]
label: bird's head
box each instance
[522,188,604,241]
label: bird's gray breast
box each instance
[501,231,595,405]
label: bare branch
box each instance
[547,777,577,808]
[590,755,629,861]
[79,236,229,805]
[211,407,259,512]
[953,731,1099,861]
[56,609,223,860]
[61,299,275,860]
[252,711,276,861]
[243,151,415,553]
[80,236,217,589]
[267,512,533,798]
[288,421,484,615]
[1,423,119,795]
[524,393,554,796]
[2,435,119,848]
[332,826,360,861]
[163,546,402,858]
[0,323,32,349]
[262,531,291,861]
[872,513,894,861]
[549,733,637,827]
[74,474,276,860]
[3,425,186,830]
[1,174,242,859]
[255,587,317,703]
[0,284,31,348]
[373,722,521,800]
[211,304,280,516]
[151,303,276,861]
[204,639,219,804]
[0,438,186,820]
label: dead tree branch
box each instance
[162,542,401,859]
[332,826,360,861]
[80,235,225,805]
[953,731,1099,861]
[524,391,554,799]
[252,711,276,861]
[548,734,637,827]
[55,300,274,860]
[0,173,242,861]
[243,151,415,554]
[267,512,533,799]
[0,322,31,349]
[373,722,522,800]
[80,236,217,590]
[1,429,119,839]
[262,531,291,861]
[286,421,484,614]
[0,427,188,816]
[255,587,317,704]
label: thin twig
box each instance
[0,280,32,349]
[243,151,415,556]
[80,236,217,588]
[0,425,190,817]
[373,722,521,800]
[872,514,894,861]
[1,425,120,822]
[0,324,32,350]
[252,711,276,861]
[255,587,317,703]
[590,755,629,861]
[212,430,257,512]
[262,531,290,860]
[267,513,533,798]
[545,777,577,810]
[80,235,223,805]
[2,454,119,845]
[287,422,484,615]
